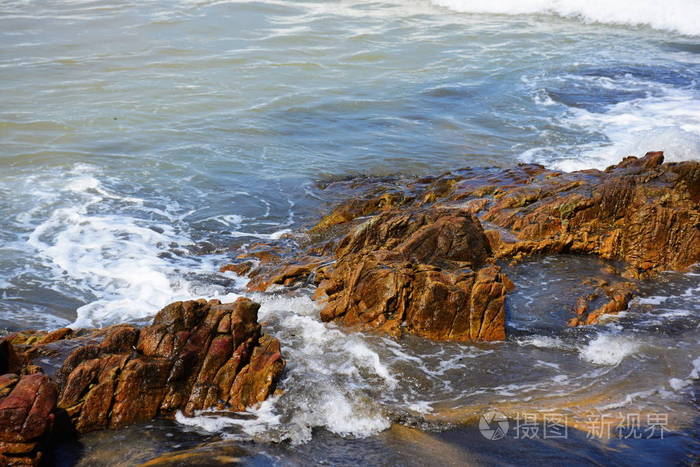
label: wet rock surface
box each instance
[137,441,247,466]
[0,298,284,464]
[0,373,57,466]
[314,208,510,342]
[241,153,700,339]
[480,152,700,277]
[57,298,284,432]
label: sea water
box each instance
[2,0,700,464]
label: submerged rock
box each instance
[137,441,247,466]
[568,281,637,326]
[237,153,700,338]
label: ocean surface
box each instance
[2,0,700,464]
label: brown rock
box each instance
[315,206,507,342]
[138,441,247,466]
[0,373,57,466]
[0,340,26,376]
[241,153,700,341]
[334,208,492,268]
[311,191,408,234]
[57,298,284,433]
[247,258,325,292]
[480,153,700,277]
[219,262,254,276]
[228,334,284,411]
[569,282,637,326]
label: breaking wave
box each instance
[430,0,700,36]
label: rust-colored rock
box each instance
[568,281,637,326]
[0,373,57,466]
[479,153,700,277]
[57,298,284,433]
[245,152,700,340]
[314,207,508,342]
[138,440,247,466]
[220,262,254,276]
[247,257,325,292]
[0,298,285,462]
[7,328,73,349]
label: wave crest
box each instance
[430,0,700,36]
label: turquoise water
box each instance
[2,0,700,464]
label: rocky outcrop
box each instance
[0,297,284,464]
[57,298,284,433]
[479,152,700,277]
[0,336,59,466]
[314,208,510,341]
[237,153,700,337]
[0,373,57,466]
[307,152,700,278]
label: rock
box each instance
[0,373,57,466]
[311,191,409,234]
[0,298,284,462]
[0,340,26,376]
[6,328,81,369]
[7,328,73,348]
[246,153,700,339]
[138,441,247,466]
[479,153,700,277]
[334,208,492,267]
[57,298,284,433]
[315,208,508,341]
[568,282,637,326]
[247,257,325,292]
[219,262,254,276]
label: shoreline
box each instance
[2,151,699,464]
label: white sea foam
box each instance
[522,87,700,171]
[669,355,700,391]
[579,333,640,366]
[16,165,229,328]
[29,209,197,328]
[228,229,292,240]
[175,398,281,438]
[595,388,657,411]
[691,355,700,379]
[563,93,700,171]
[282,388,391,442]
[636,296,670,305]
[517,335,568,349]
[176,292,394,444]
[429,0,700,36]
[669,377,691,391]
[0,304,72,330]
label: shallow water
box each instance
[2,0,700,464]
